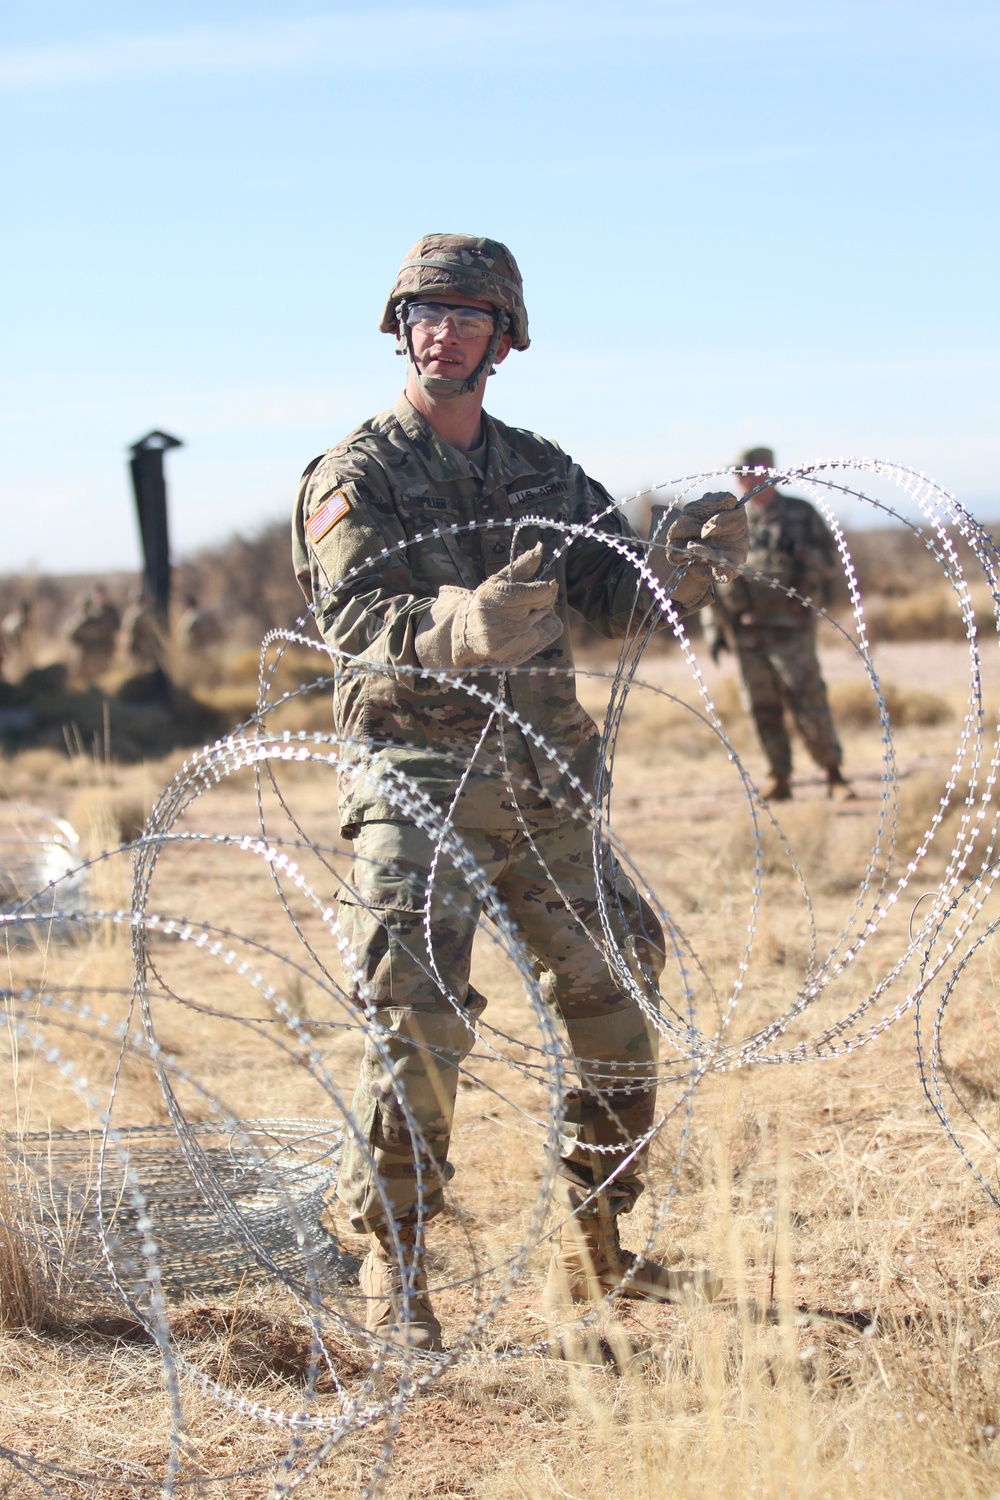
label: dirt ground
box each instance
[1,633,1000,1498]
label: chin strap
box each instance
[395,301,510,399]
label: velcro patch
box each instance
[306,490,350,543]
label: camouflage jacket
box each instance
[711,491,837,632]
[67,601,121,649]
[292,394,658,834]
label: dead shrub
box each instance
[66,785,148,920]
[863,584,995,643]
[846,523,986,599]
[750,765,964,889]
[218,645,324,692]
[829,678,953,729]
[608,674,752,761]
[890,767,969,856]
[187,644,331,730]
[941,1050,1000,1111]
[168,1301,366,1388]
[717,798,838,882]
[190,682,261,723]
[221,647,270,687]
[0,1167,51,1333]
[0,748,79,793]
[173,521,305,640]
[69,787,149,852]
[712,797,880,907]
[0,1140,84,1335]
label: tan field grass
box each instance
[828,679,954,729]
[1,640,999,1496]
[0,1143,57,1335]
[861,584,996,644]
[0,1137,96,1339]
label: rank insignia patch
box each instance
[306,491,350,543]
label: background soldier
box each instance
[293,234,746,1352]
[706,445,853,802]
[0,598,35,679]
[121,590,164,671]
[176,594,224,684]
[66,585,121,684]
[178,593,224,652]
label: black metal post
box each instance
[129,430,182,624]
[128,430,182,703]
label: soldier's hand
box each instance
[647,493,746,610]
[709,633,729,666]
[667,492,748,584]
[466,542,564,665]
[415,541,563,670]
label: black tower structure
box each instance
[129,430,182,624]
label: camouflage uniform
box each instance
[66,595,121,682]
[1,601,35,676]
[179,600,224,651]
[710,491,842,780]
[122,598,163,668]
[293,393,666,1231]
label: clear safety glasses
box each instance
[404,302,497,339]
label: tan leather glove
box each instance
[415,541,564,670]
[649,492,748,609]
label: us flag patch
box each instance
[306,490,350,543]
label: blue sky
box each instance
[3,0,998,573]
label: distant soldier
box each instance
[121,592,164,670]
[66,585,121,684]
[705,446,853,801]
[178,594,224,652]
[0,598,35,678]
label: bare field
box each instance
[2,637,1000,1497]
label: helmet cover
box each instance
[379,233,529,350]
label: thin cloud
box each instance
[0,2,995,90]
[0,10,499,88]
[518,145,819,182]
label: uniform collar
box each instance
[391,392,516,485]
[481,410,517,481]
[391,392,471,479]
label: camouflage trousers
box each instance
[336,819,665,1233]
[734,624,843,778]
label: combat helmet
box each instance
[381,233,529,397]
[738,446,776,470]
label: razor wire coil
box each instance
[1,456,998,1496]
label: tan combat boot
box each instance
[826,766,857,801]
[359,1223,443,1353]
[763,772,792,802]
[546,1210,722,1306]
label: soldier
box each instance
[66,585,121,684]
[292,234,748,1351]
[0,598,35,678]
[176,594,224,686]
[705,446,853,802]
[121,590,164,670]
[178,594,224,652]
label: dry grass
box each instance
[0,993,97,1339]
[1,641,1000,1497]
[0,1138,96,1339]
[828,678,954,729]
[861,583,996,643]
[0,1143,57,1335]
